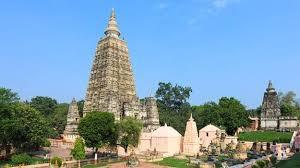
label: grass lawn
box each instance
[276,152,300,168]
[155,157,191,168]
[0,156,47,167]
[239,131,292,143]
[82,159,124,168]
[82,162,108,168]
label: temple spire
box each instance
[267,80,275,92]
[189,113,194,121]
[105,8,120,37]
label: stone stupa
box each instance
[183,114,200,155]
[63,98,80,142]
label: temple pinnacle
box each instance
[189,113,194,121]
[267,80,275,92]
[105,8,120,37]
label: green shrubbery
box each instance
[256,160,265,168]
[50,156,63,167]
[270,156,277,165]
[9,153,48,166]
[239,131,292,143]
[11,153,32,165]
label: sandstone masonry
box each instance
[83,9,160,132]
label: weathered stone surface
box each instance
[261,81,281,118]
[83,9,159,131]
[64,98,80,142]
[260,81,299,131]
[260,81,281,130]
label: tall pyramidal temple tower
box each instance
[63,98,80,142]
[260,81,281,130]
[83,9,160,132]
[183,114,200,155]
[260,81,300,131]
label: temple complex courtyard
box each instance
[1,1,300,168]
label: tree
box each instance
[14,104,51,151]
[192,102,222,130]
[49,103,69,137]
[0,88,51,155]
[155,82,192,110]
[0,88,20,156]
[118,117,143,153]
[279,91,297,106]
[247,106,261,117]
[0,87,19,104]
[192,97,249,135]
[30,96,57,116]
[77,100,85,117]
[71,138,85,167]
[78,112,117,159]
[155,82,192,134]
[278,91,300,118]
[218,97,249,135]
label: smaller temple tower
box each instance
[260,81,281,130]
[183,114,200,155]
[63,98,80,142]
[144,97,160,132]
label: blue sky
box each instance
[1,0,299,109]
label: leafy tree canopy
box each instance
[278,91,300,118]
[155,82,192,134]
[0,87,19,104]
[117,117,143,153]
[77,100,85,117]
[78,112,117,152]
[49,103,69,137]
[155,82,192,110]
[71,138,85,160]
[0,88,50,156]
[192,97,250,135]
[30,96,57,116]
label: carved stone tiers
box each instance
[63,98,80,142]
[83,9,159,132]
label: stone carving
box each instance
[63,98,80,142]
[183,114,200,156]
[261,80,281,119]
[260,81,299,131]
[83,9,159,132]
[260,80,282,130]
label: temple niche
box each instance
[83,9,160,132]
[260,81,299,131]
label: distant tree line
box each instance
[156,82,250,135]
[1,82,300,159]
[0,87,142,160]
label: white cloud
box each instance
[212,0,240,9]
